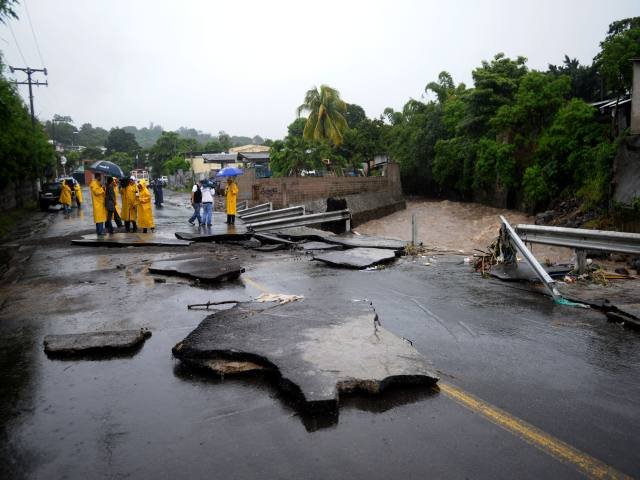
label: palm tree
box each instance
[297,85,348,146]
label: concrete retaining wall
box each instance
[235,163,405,225]
[612,135,640,206]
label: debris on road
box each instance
[148,258,244,284]
[44,329,151,357]
[72,233,192,247]
[313,247,397,269]
[172,298,438,412]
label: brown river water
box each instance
[356,198,570,261]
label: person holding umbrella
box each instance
[137,179,155,233]
[225,177,239,225]
[89,173,107,236]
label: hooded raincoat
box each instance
[73,183,83,205]
[121,183,138,222]
[225,180,239,215]
[59,182,72,207]
[89,178,107,223]
[137,180,154,229]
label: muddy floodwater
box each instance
[357,199,569,261]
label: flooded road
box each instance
[1,191,639,479]
[356,199,569,261]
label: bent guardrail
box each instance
[241,205,305,223]
[246,209,351,233]
[500,216,561,300]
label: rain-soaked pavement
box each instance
[1,189,639,479]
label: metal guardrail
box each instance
[237,202,272,218]
[515,224,640,255]
[241,205,305,223]
[500,216,561,300]
[237,200,248,211]
[515,224,640,273]
[247,209,352,233]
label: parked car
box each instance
[39,177,77,211]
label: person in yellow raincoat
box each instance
[121,176,138,232]
[59,179,72,215]
[89,173,107,235]
[136,179,154,233]
[225,177,239,224]
[73,182,83,208]
[111,177,123,229]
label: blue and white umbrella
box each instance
[215,167,244,177]
[88,160,124,178]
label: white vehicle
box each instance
[130,169,149,182]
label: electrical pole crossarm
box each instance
[8,65,49,128]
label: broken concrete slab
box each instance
[253,233,300,245]
[172,299,438,412]
[175,227,252,242]
[148,258,244,283]
[72,232,192,247]
[298,241,343,252]
[44,329,151,357]
[267,226,335,242]
[254,243,289,252]
[325,233,406,251]
[313,247,397,269]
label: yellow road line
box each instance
[439,383,632,479]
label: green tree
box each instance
[547,56,601,102]
[297,85,348,146]
[0,56,54,189]
[0,0,18,23]
[105,128,140,155]
[202,139,223,152]
[149,131,179,173]
[163,155,190,174]
[287,117,307,138]
[345,103,366,128]
[595,17,640,97]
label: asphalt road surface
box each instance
[1,190,638,479]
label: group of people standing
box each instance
[188,176,238,227]
[88,173,154,236]
[58,179,83,215]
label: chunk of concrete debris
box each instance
[298,241,342,252]
[325,233,406,251]
[44,329,151,356]
[254,243,288,252]
[172,299,438,412]
[175,229,252,242]
[148,258,244,284]
[313,247,397,269]
[72,233,191,247]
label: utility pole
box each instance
[9,66,48,128]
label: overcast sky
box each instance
[1,0,638,139]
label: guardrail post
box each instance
[411,213,417,246]
[345,217,351,232]
[575,249,587,275]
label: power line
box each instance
[22,0,45,67]
[7,22,27,65]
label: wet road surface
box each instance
[1,191,639,479]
